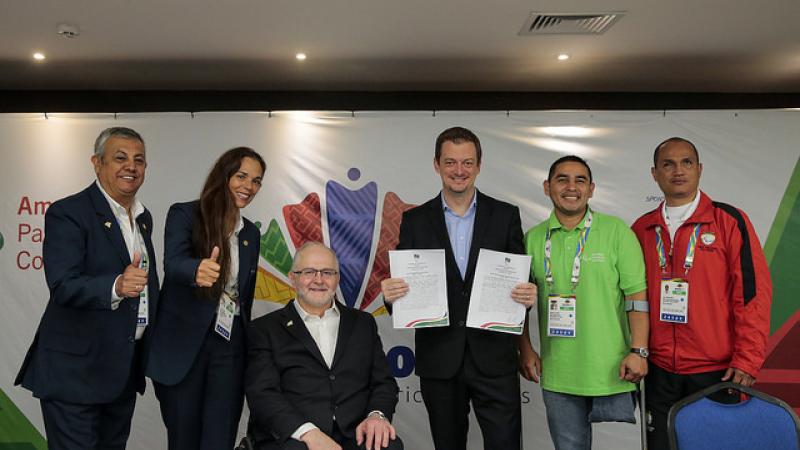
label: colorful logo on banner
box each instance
[758,156,800,414]
[254,168,415,315]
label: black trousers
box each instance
[256,425,404,450]
[40,342,142,450]
[419,347,521,450]
[646,362,739,450]
[154,316,246,450]
[41,395,136,450]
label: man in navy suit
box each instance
[245,242,402,450]
[380,127,537,450]
[15,127,159,450]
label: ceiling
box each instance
[3,0,800,92]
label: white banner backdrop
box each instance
[0,110,797,450]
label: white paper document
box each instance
[466,249,532,335]
[388,249,449,329]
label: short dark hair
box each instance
[548,155,593,183]
[653,137,700,166]
[93,127,145,158]
[434,127,482,164]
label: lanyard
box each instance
[654,223,701,273]
[135,224,148,270]
[544,210,593,290]
[135,224,150,326]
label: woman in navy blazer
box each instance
[147,147,265,450]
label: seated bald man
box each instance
[245,242,403,450]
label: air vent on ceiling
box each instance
[519,12,624,35]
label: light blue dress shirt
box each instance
[441,191,477,279]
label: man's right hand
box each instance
[300,428,342,450]
[195,246,221,288]
[115,252,148,298]
[380,278,409,304]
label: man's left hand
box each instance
[722,367,755,387]
[511,282,537,308]
[619,354,648,383]
[355,414,397,450]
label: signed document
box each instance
[466,249,532,335]
[388,249,449,329]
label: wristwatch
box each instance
[630,347,649,358]
[368,410,388,421]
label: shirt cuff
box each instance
[111,275,124,310]
[291,423,318,441]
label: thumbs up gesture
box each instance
[115,251,149,298]
[196,246,221,288]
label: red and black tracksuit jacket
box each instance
[632,192,772,376]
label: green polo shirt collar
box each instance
[547,208,592,231]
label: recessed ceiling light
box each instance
[296,53,307,61]
[557,53,570,61]
[33,52,46,61]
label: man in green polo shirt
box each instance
[519,155,649,450]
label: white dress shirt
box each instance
[96,181,148,340]
[290,300,340,440]
[225,215,244,315]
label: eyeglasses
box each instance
[292,268,339,279]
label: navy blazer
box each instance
[15,183,160,404]
[146,201,260,386]
[396,190,525,379]
[245,301,399,446]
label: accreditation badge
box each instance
[214,293,236,341]
[547,294,576,337]
[137,289,149,326]
[659,279,689,323]
[136,241,149,328]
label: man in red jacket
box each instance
[631,137,772,450]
